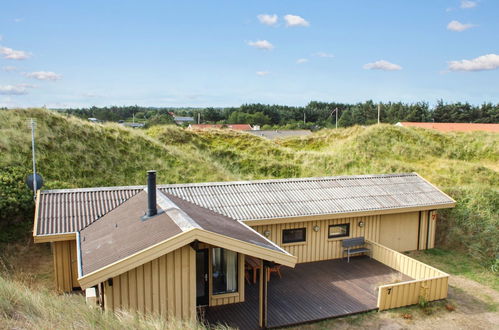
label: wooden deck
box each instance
[201,256,412,329]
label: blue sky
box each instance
[1,0,498,108]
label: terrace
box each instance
[202,240,449,329]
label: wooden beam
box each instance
[259,259,268,328]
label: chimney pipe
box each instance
[147,170,157,217]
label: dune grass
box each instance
[0,274,216,330]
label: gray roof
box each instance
[159,173,454,221]
[173,116,194,122]
[80,189,286,276]
[35,173,455,237]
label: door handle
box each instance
[204,273,208,282]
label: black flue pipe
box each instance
[147,170,157,216]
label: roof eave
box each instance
[242,202,456,226]
[33,232,77,243]
[78,227,297,289]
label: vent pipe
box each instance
[147,170,157,217]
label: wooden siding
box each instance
[428,211,437,249]
[251,215,381,263]
[418,211,428,250]
[367,240,449,311]
[379,212,419,251]
[52,240,79,292]
[102,245,196,320]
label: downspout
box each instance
[417,211,422,251]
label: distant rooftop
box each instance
[396,122,499,132]
[173,116,195,122]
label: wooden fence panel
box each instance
[367,240,449,311]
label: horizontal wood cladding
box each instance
[102,245,196,320]
[251,215,381,263]
[52,240,79,292]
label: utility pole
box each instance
[30,118,37,200]
[377,103,381,124]
[335,108,338,129]
[303,111,306,124]
[198,113,201,124]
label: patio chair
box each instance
[267,264,282,281]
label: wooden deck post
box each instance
[259,259,268,328]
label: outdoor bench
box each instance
[342,237,370,263]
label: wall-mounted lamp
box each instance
[358,220,365,227]
[313,225,320,232]
[263,230,271,237]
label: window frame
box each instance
[211,248,239,295]
[328,223,350,239]
[282,227,307,244]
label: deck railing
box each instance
[366,240,449,311]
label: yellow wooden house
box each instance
[34,172,455,328]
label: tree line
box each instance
[60,100,498,129]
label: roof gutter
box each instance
[242,202,456,226]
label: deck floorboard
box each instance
[202,256,411,329]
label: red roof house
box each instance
[396,122,499,133]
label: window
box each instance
[282,228,306,244]
[328,223,350,238]
[212,248,238,294]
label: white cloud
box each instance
[460,0,477,9]
[2,66,17,72]
[247,40,274,50]
[284,14,309,27]
[0,35,3,41]
[257,14,278,26]
[256,71,270,76]
[448,54,499,71]
[363,60,402,71]
[0,46,31,60]
[0,84,34,95]
[24,71,62,81]
[296,58,308,64]
[314,52,334,58]
[14,18,23,23]
[447,20,475,32]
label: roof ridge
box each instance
[154,189,201,231]
[39,173,417,193]
[158,173,417,189]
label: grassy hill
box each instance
[0,108,497,328]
